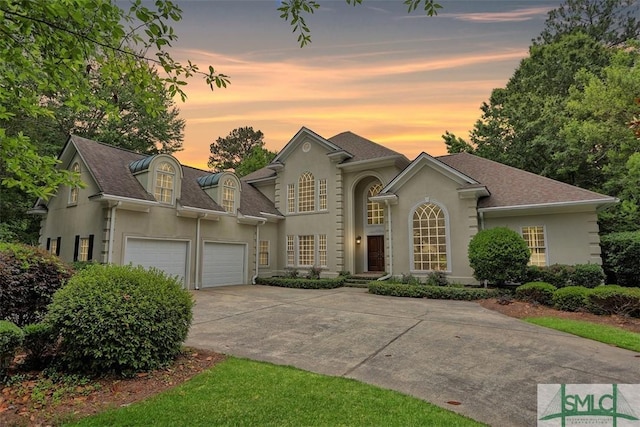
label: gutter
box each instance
[378,199,393,281]
[107,202,121,263]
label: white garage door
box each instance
[202,242,246,287]
[124,238,189,286]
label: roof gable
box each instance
[328,131,409,165]
[271,127,342,164]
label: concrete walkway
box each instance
[186,285,639,427]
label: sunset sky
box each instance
[166,0,558,169]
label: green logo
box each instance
[539,384,639,427]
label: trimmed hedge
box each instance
[524,264,605,288]
[0,320,23,379]
[587,285,640,318]
[515,282,557,306]
[600,231,640,287]
[368,282,498,300]
[552,286,591,312]
[468,227,530,284]
[255,276,345,289]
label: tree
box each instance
[442,131,474,154]
[235,146,278,177]
[208,127,267,172]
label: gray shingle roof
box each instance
[242,167,276,182]
[437,152,614,208]
[328,131,410,165]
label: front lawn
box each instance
[70,357,483,427]
[524,317,640,352]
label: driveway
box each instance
[186,285,639,427]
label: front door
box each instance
[367,235,385,272]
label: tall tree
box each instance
[235,146,278,177]
[442,131,474,154]
[208,127,266,172]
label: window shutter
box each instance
[73,235,79,261]
[56,237,61,256]
[46,238,51,251]
[88,234,94,261]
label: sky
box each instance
[166,0,559,169]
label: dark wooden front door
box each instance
[367,235,385,272]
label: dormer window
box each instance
[69,163,80,204]
[222,178,236,213]
[155,162,175,204]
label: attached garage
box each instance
[202,242,246,287]
[124,238,189,286]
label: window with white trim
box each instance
[522,226,547,267]
[69,163,80,204]
[287,184,295,214]
[287,235,295,266]
[298,235,315,266]
[222,178,236,213]
[259,240,270,266]
[367,182,384,225]
[155,162,175,203]
[298,172,315,212]
[78,238,90,262]
[318,234,327,267]
[49,238,58,256]
[412,203,447,271]
[319,179,327,211]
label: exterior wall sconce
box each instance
[356,236,362,245]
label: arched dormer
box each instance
[197,171,241,214]
[129,154,183,205]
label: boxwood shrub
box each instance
[255,276,345,289]
[368,283,426,298]
[468,227,530,284]
[552,286,591,312]
[515,282,557,306]
[571,264,605,288]
[368,283,498,300]
[45,264,193,376]
[586,285,640,318]
[0,320,23,379]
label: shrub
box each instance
[468,227,530,284]
[306,266,322,280]
[284,268,299,279]
[552,286,591,312]
[600,231,640,286]
[515,282,557,306]
[586,285,640,318]
[256,276,344,289]
[400,273,421,285]
[368,283,498,300]
[368,283,426,298]
[571,264,605,288]
[338,270,351,277]
[45,264,193,376]
[425,271,448,287]
[0,243,73,326]
[0,320,23,379]
[22,323,57,369]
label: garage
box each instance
[202,242,246,287]
[124,238,189,286]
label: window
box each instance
[74,235,94,262]
[222,178,236,213]
[298,172,315,212]
[412,203,447,271]
[298,235,315,266]
[318,234,327,267]
[367,182,384,225]
[287,184,295,214]
[522,226,547,267]
[69,163,80,204]
[259,240,270,266]
[319,179,327,211]
[155,162,175,203]
[287,235,295,266]
[49,238,58,256]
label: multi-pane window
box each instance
[367,182,384,225]
[259,240,270,266]
[319,179,327,211]
[298,235,315,266]
[287,235,295,266]
[78,238,90,262]
[155,162,175,203]
[222,178,236,213]
[522,226,546,267]
[287,184,295,214]
[318,234,327,267]
[298,172,315,212]
[69,163,80,204]
[412,203,447,271]
[49,239,58,256]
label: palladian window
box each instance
[222,178,236,213]
[412,203,447,271]
[298,172,315,212]
[155,162,175,203]
[367,182,384,225]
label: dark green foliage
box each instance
[515,282,557,306]
[525,263,605,288]
[586,285,640,317]
[284,268,299,279]
[306,266,322,280]
[208,126,266,171]
[572,264,605,288]
[552,286,591,312]
[400,273,421,285]
[0,243,73,327]
[0,320,23,379]
[600,231,640,286]
[368,283,426,298]
[45,264,193,376]
[255,277,344,289]
[425,271,449,286]
[22,323,57,369]
[368,283,498,300]
[468,227,530,284]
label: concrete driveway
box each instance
[186,285,639,427]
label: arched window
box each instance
[412,203,447,271]
[367,182,384,225]
[298,172,315,212]
[69,163,80,204]
[222,178,236,213]
[155,162,175,203]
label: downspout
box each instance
[194,215,203,290]
[479,210,485,231]
[251,220,266,284]
[107,202,120,264]
[378,200,393,281]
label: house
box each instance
[30,127,617,287]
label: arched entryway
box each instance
[352,176,386,274]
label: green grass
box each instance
[524,317,640,352]
[68,357,483,427]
